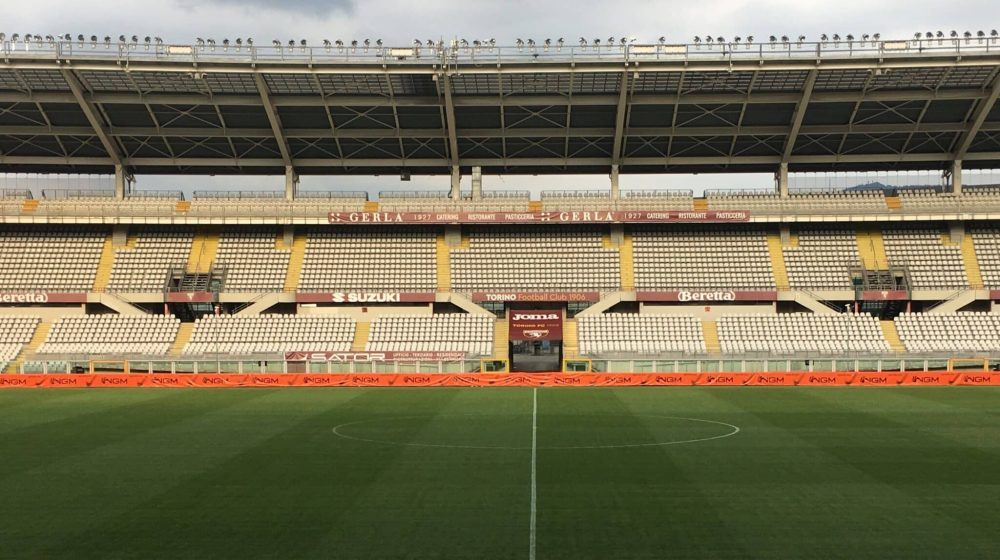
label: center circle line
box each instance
[330,414,740,450]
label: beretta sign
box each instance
[635,290,779,302]
[0,292,87,304]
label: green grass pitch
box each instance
[2,387,999,559]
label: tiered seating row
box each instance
[451,229,620,292]
[784,228,860,289]
[632,228,775,290]
[0,228,104,291]
[37,315,180,355]
[577,314,705,355]
[366,315,493,356]
[0,316,41,368]
[971,227,1000,288]
[895,312,1000,353]
[708,191,887,213]
[216,231,289,292]
[717,314,889,354]
[882,228,967,289]
[300,229,437,292]
[107,230,193,292]
[183,315,355,355]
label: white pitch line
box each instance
[529,387,538,560]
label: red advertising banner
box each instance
[328,210,750,225]
[294,292,436,304]
[860,290,909,301]
[6,371,1000,389]
[283,351,468,362]
[990,290,1000,300]
[509,309,563,341]
[636,290,779,302]
[164,292,215,303]
[471,292,601,303]
[0,292,87,304]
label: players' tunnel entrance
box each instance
[508,309,563,373]
[510,340,562,372]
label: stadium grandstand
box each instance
[3,34,1000,380]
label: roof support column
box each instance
[253,74,295,199]
[610,164,621,199]
[450,166,461,200]
[775,162,789,198]
[611,68,631,201]
[440,72,461,202]
[779,69,817,199]
[114,164,131,200]
[284,165,299,201]
[950,160,963,195]
[471,166,482,199]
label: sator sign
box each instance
[509,309,563,341]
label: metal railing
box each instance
[3,37,999,66]
[40,189,116,199]
[192,190,286,199]
[296,190,369,200]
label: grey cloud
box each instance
[188,0,355,17]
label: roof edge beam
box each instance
[252,74,293,169]
[60,69,123,167]
[782,69,818,162]
[953,70,1000,160]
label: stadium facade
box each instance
[2,36,1000,385]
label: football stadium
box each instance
[3,28,1000,558]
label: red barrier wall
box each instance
[2,372,1000,388]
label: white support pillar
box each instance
[951,160,963,195]
[450,166,461,200]
[471,166,482,199]
[775,162,789,198]
[610,164,621,200]
[114,165,127,200]
[284,166,299,201]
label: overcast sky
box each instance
[2,0,999,196]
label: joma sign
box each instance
[509,309,563,341]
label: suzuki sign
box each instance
[295,292,436,303]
